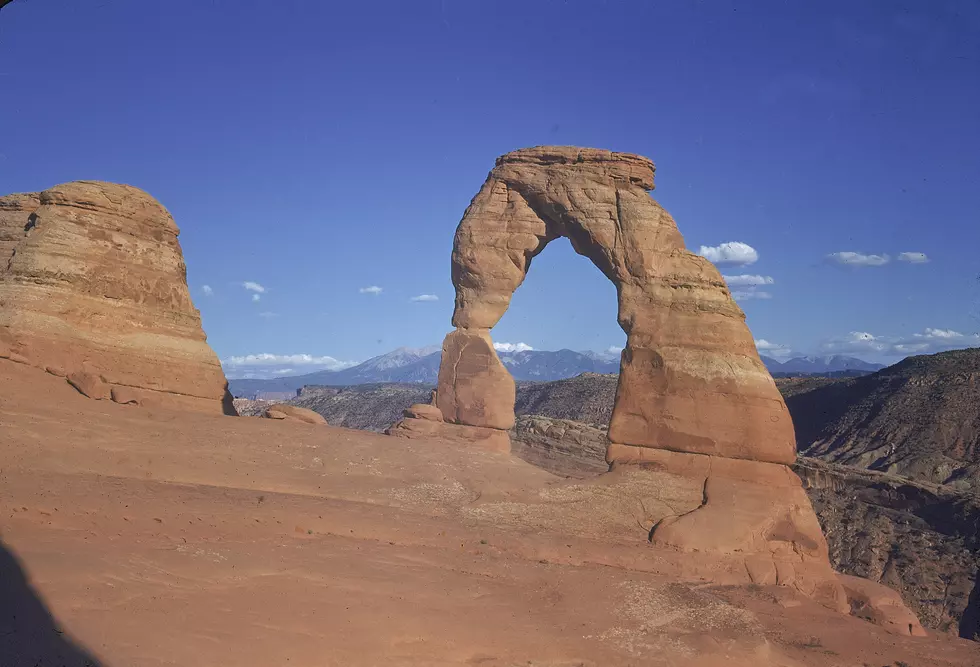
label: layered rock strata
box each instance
[0,181,234,414]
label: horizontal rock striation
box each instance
[0,181,234,414]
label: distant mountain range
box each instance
[761,355,884,376]
[228,346,882,398]
[229,346,620,398]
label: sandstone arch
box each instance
[433,146,794,464]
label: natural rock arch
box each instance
[432,146,794,465]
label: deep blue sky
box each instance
[2,0,978,376]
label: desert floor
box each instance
[2,359,977,666]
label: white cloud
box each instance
[723,274,775,287]
[606,345,624,355]
[242,281,266,293]
[732,290,773,301]
[755,339,792,358]
[221,353,358,380]
[825,251,890,267]
[359,286,383,295]
[820,328,980,357]
[493,342,534,353]
[201,285,214,296]
[919,328,960,339]
[252,293,261,302]
[410,294,439,302]
[898,252,929,264]
[699,242,759,266]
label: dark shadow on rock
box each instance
[961,570,980,641]
[0,536,104,666]
[221,383,239,416]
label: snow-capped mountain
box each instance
[229,346,618,397]
[765,355,884,375]
[229,346,881,398]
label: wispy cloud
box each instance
[825,251,890,267]
[820,328,980,357]
[723,274,775,287]
[258,311,279,318]
[410,294,439,302]
[493,342,533,353]
[359,286,383,295]
[755,338,792,358]
[897,251,929,264]
[221,353,358,380]
[699,242,759,267]
[242,281,266,293]
[201,285,214,296]
[252,293,261,302]
[732,290,773,301]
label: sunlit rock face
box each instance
[0,181,235,414]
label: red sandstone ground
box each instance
[2,359,978,666]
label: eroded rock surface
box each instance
[261,404,327,425]
[387,417,511,453]
[0,181,234,414]
[839,574,928,637]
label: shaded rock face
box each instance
[0,181,234,415]
[796,458,980,639]
[515,373,618,428]
[788,348,980,488]
[429,146,794,465]
[510,415,609,478]
[292,384,434,432]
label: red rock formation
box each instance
[261,404,328,425]
[0,181,234,415]
[423,146,794,464]
[387,147,927,630]
[839,575,928,637]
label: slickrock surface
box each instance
[3,358,978,666]
[253,368,980,639]
[417,146,793,464]
[0,181,234,414]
